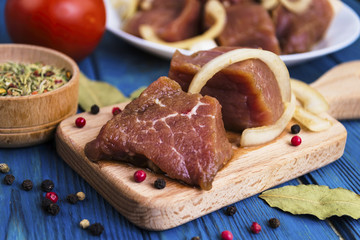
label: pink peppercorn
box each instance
[75,117,86,128]
[250,222,261,234]
[134,170,146,183]
[221,230,233,240]
[291,135,302,146]
[112,107,121,116]
[45,192,59,203]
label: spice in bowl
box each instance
[0,62,71,96]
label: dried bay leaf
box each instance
[79,73,129,111]
[259,185,360,220]
[129,86,146,100]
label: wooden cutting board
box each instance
[56,61,360,231]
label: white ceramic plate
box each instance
[104,0,360,66]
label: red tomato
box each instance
[5,0,106,61]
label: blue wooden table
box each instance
[1,0,360,239]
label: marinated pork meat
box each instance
[213,2,281,54]
[85,77,233,190]
[168,47,284,132]
[273,0,334,54]
[123,0,202,42]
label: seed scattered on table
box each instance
[291,135,302,146]
[112,107,121,116]
[45,192,59,203]
[221,230,233,240]
[154,178,166,189]
[4,174,15,185]
[250,222,261,234]
[75,117,86,128]
[90,104,100,114]
[41,198,53,210]
[225,206,237,216]
[47,203,60,216]
[66,194,79,204]
[134,170,146,183]
[291,124,301,134]
[22,179,33,191]
[269,218,280,228]
[0,163,10,173]
[76,191,86,201]
[191,236,200,240]
[80,219,90,229]
[88,223,104,236]
[41,179,54,192]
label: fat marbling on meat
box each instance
[168,47,284,132]
[85,77,233,190]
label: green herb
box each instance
[0,62,71,96]
[78,73,146,111]
[79,73,128,111]
[259,185,360,220]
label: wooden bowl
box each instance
[0,44,79,148]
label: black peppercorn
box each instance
[225,205,237,216]
[4,174,15,185]
[90,104,100,114]
[41,179,54,192]
[41,198,53,210]
[66,194,78,204]
[22,179,33,191]
[291,124,301,134]
[154,178,166,189]
[269,218,280,228]
[88,223,104,236]
[191,237,200,240]
[47,203,60,216]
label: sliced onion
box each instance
[293,105,332,132]
[189,39,218,53]
[261,0,279,10]
[290,79,329,114]
[139,0,226,49]
[279,0,312,14]
[111,0,138,20]
[188,48,291,103]
[240,93,296,147]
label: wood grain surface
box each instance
[56,103,347,230]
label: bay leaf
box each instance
[259,185,360,220]
[129,86,146,100]
[78,73,129,111]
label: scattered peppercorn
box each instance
[45,192,59,203]
[0,163,10,173]
[225,206,237,216]
[76,191,86,201]
[191,237,200,240]
[154,178,166,189]
[80,219,90,229]
[291,124,301,134]
[221,230,233,240]
[291,135,302,146]
[22,179,33,191]
[250,222,261,234]
[269,218,280,228]
[88,223,104,236]
[66,194,78,204]
[41,198,53,211]
[75,117,86,128]
[41,179,54,192]
[134,170,146,183]
[4,174,15,185]
[112,107,121,116]
[47,203,60,216]
[90,104,100,114]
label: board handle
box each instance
[310,61,360,120]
